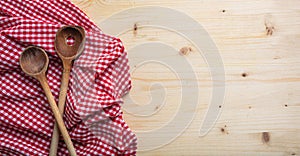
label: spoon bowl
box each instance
[55,26,85,59]
[20,46,49,77]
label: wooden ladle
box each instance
[19,46,77,156]
[49,26,85,156]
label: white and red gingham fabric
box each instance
[0,0,137,155]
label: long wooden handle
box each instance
[37,74,77,156]
[49,61,72,156]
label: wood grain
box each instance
[71,0,300,155]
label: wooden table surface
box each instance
[72,0,300,155]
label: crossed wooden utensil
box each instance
[19,26,85,156]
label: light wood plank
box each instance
[72,0,300,155]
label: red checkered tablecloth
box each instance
[0,0,137,155]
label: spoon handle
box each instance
[37,75,77,156]
[50,62,72,156]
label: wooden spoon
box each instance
[19,46,77,156]
[49,26,85,156]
